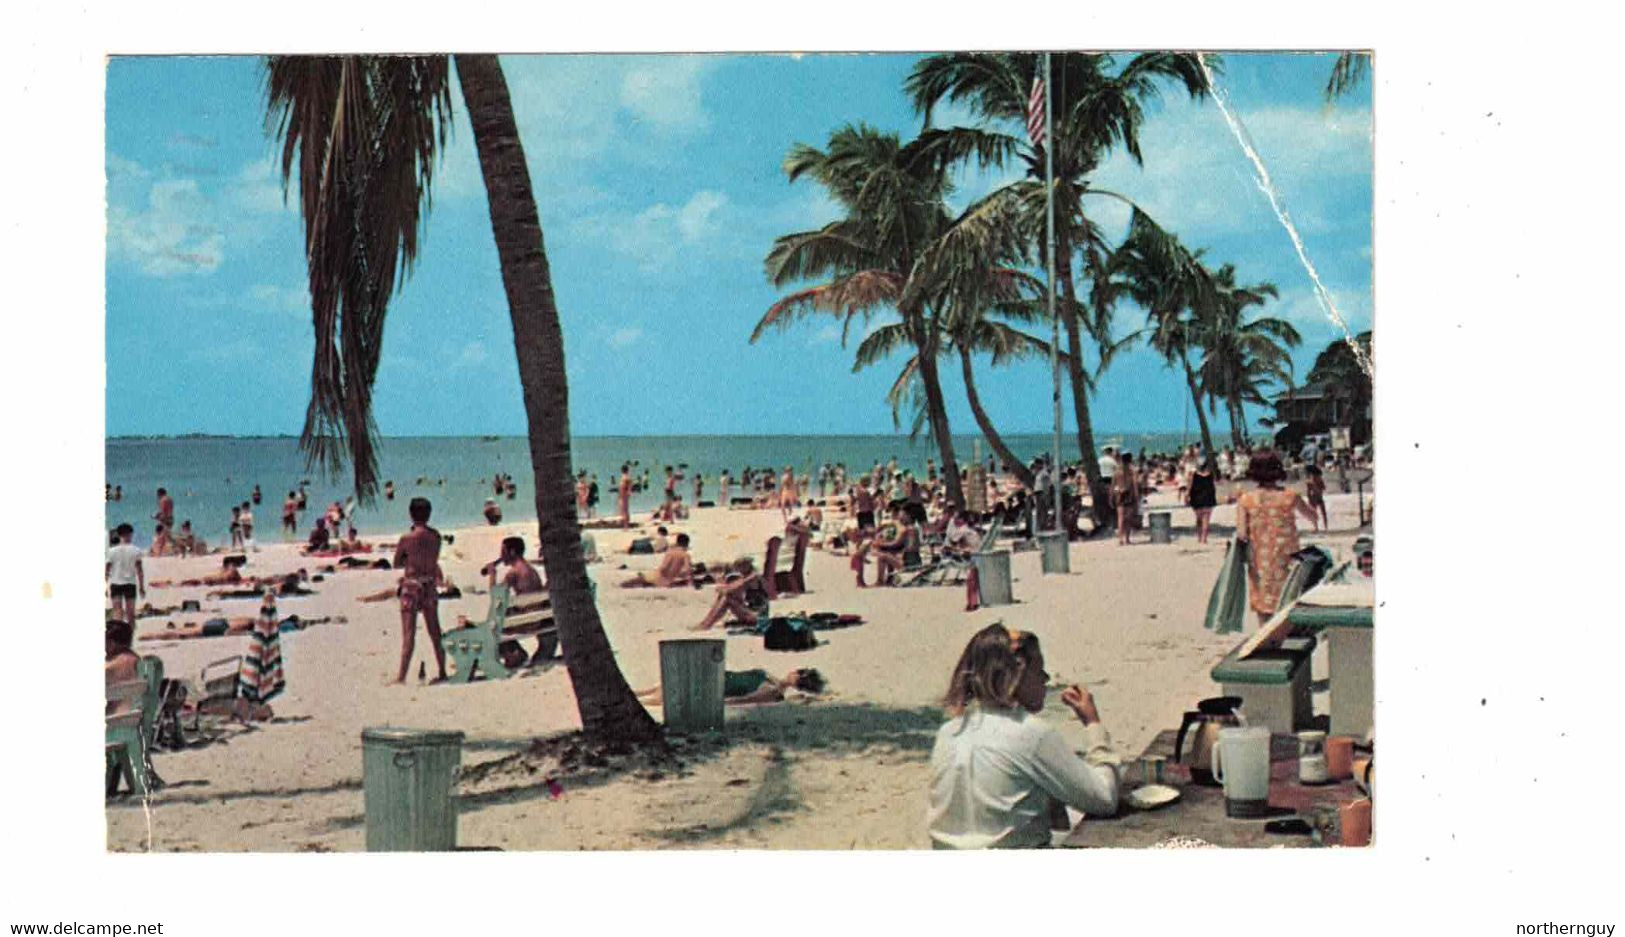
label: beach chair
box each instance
[439,584,560,682]
[761,531,809,600]
[188,655,244,730]
[106,680,154,796]
[904,517,1003,587]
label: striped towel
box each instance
[239,620,286,703]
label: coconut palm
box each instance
[906,52,1211,520]
[1325,53,1371,102]
[1196,265,1298,448]
[1104,209,1220,462]
[753,124,983,509]
[265,55,658,741]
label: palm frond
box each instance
[1325,53,1371,102]
[266,54,452,501]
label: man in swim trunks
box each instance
[618,464,633,528]
[154,487,174,533]
[393,497,447,684]
[283,491,299,537]
[480,535,551,666]
[621,533,693,587]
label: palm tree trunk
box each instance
[1179,350,1216,465]
[1053,222,1109,529]
[913,332,965,510]
[455,54,659,743]
[1228,394,1247,449]
[959,347,1035,489]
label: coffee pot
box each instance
[1174,696,1244,785]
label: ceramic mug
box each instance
[1325,735,1355,780]
[1138,755,1166,785]
[1339,798,1372,847]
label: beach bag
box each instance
[629,538,654,555]
[1279,545,1336,607]
[1204,540,1249,635]
[761,616,818,652]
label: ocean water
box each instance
[105,432,1194,547]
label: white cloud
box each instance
[577,189,736,270]
[246,283,310,318]
[619,56,714,133]
[608,327,644,348]
[233,157,293,216]
[1091,101,1373,241]
[107,176,224,277]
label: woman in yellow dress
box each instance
[1234,449,1320,624]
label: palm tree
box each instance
[265,55,659,742]
[1325,53,1371,102]
[1105,210,1220,463]
[753,124,979,509]
[906,52,1211,522]
[1196,265,1298,449]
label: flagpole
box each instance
[1044,52,1063,542]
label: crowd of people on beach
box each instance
[109,438,1371,842]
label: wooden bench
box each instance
[1210,634,1317,736]
[439,584,560,682]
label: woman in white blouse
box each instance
[928,624,1121,848]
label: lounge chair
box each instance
[904,517,1004,587]
[187,655,243,730]
[439,584,560,682]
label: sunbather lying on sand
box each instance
[140,614,344,641]
[621,534,693,587]
[637,667,824,706]
[207,571,315,599]
[149,563,244,588]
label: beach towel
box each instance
[1204,540,1249,635]
[238,621,286,703]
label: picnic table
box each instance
[1061,729,1368,848]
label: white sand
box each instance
[107,487,1366,851]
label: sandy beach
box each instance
[107,485,1366,851]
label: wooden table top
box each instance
[1061,729,1368,849]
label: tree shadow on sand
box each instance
[448,701,943,839]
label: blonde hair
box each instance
[943,623,1042,716]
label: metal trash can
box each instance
[1037,530,1070,574]
[972,550,1014,606]
[1148,511,1172,544]
[660,638,725,733]
[362,727,464,851]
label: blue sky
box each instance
[105,52,1371,438]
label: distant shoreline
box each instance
[108,430,1202,441]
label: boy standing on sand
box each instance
[106,523,145,623]
[393,497,447,684]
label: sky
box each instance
[105,52,1372,438]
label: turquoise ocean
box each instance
[105,432,1194,547]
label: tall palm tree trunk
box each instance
[456,54,659,743]
[1228,395,1247,449]
[1178,350,1216,465]
[1053,223,1109,529]
[959,347,1035,489]
[913,332,965,510]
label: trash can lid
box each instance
[362,726,466,746]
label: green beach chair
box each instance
[105,679,152,797]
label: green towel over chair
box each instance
[1205,539,1249,634]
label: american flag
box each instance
[1026,73,1046,148]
